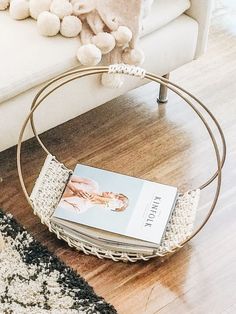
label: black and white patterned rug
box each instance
[0,209,117,314]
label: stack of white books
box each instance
[51,164,178,255]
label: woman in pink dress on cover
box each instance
[59,175,129,213]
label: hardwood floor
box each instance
[1,6,236,314]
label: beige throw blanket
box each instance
[94,0,144,86]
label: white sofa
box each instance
[0,0,213,152]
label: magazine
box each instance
[51,164,178,248]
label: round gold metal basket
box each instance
[17,64,226,262]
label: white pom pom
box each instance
[112,26,132,47]
[122,48,145,66]
[0,0,10,11]
[92,32,115,55]
[37,11,60,36]
[77,44,102,66]
[73,0,95,16]
[101,73,124,88]
[50,0,72,19]
[60,15,82,37]
[29,0,52,20]
[9,0,30,20]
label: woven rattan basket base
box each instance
[30,155,200,262]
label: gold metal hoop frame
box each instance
[17,64,226,262]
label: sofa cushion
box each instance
[0,0,191,103]
[142,0,191,36]
[0,12,79,104]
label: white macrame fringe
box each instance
[30,154,200,262]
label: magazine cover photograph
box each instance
[53,164,177,244]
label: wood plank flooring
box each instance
[0,5,236,314]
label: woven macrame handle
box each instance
[17,64,225,255]
[108,64,146,78]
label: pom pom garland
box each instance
[122,48,145,66]
[29,0,52,20]
[50,0,73,20]
[77,44,102,66]
[101,73,124,89]
[9,0,30,20]
[112,26,132,47]
[60,15,82,37]
[1,0,145,86]
[0,0,10,11]
[92,32,115,54]
[37,11,60,36]
[72,0,95,16]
